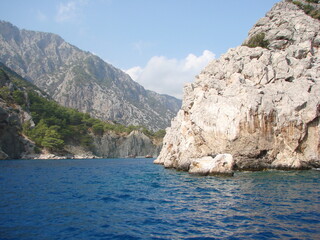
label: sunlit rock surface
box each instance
[155,0,320,172]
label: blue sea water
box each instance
[0,158,319,240]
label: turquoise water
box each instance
[0,158,319,239]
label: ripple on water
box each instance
[0,159,319,240]
[101,196,118,202]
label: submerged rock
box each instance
[155,0,320,172]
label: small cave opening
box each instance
[256,150,268,159]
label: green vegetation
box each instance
[12,90,26,107]
[0,86,11,102]
[243,33,270,49]
[153,129,166,138]
[25,93,165,150]
[292,1,320,20]
[1,64,166,153]
[306,0,319,4]
[23,92,93,151]
[23,92,165,151]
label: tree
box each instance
[29,119,49,145]
[41,129,64,151]
[154,129,166,138]
[12,90,25,106]
[92,123,104,135]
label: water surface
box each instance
[0,158,319,239]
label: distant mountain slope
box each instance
[0,21,181,130]
[0,62,163,159]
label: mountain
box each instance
[155,0,320,175]
[0,63,162,159]
[0,21,181,131]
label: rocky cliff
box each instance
[0,103,33,159]
[0,64,162,159]
[60,130,161,159]
[92,130,161,158]
[0,21,181,131]
[0,67,36,159]
[155,0,320,174]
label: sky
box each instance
[0,0,279,98]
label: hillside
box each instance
[0,21,181,131]
[0,63,163,159]
[155,0,320,175]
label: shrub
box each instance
[41,129,64,151]
[154,129,166,138]
[306,0,319,4]
[292,1,320,20]
[310,8,320,19]
[0,86,11,102]
[12,90,25,106]
[92,123,104,135]
[243,33,269,49]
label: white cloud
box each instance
[55,0,87,23]
[125,50,215,99]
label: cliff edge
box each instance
[155,0,320,174]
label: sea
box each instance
[0,158,319,240]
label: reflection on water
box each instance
[0,159,319,239]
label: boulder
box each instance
[189,154,234,176]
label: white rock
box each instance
[155,1,320,172]
[189,154,234,176]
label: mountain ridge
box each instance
[0,20,181,131]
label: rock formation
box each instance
[0,21,181,131]
[189,154,234,176]
[92,130,161,158]
[0,69,36,159]
[155,0,320,174]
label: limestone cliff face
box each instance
[155,1,320,171]
[0,21,181,131]
[92,130,161,158]
[61,131,161,159]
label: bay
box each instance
[0,158,319,239]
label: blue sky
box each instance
[0,0,279,98]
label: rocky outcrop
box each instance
[0,102,35,159]
[155,0,320,173]
[92,130,161,158]
[189,154,234,176]
[20,130,162,160]
[0,21,181,131]
[0,68,36,159]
